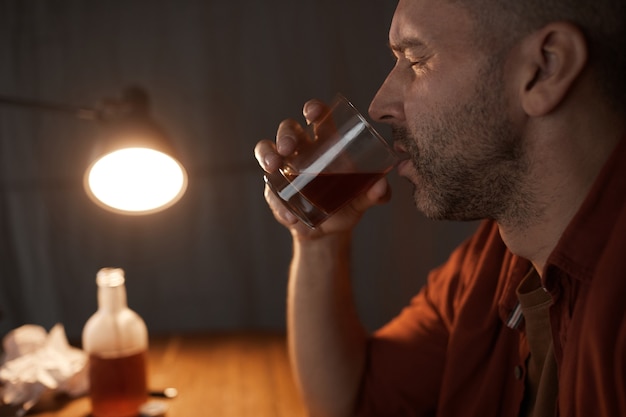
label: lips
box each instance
[393,141,407,154]
[392,143,411,172]
[396,158,413,177]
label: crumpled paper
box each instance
[0,323,88,409]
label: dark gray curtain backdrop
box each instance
[0,0,478,340]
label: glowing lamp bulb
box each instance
[85,147,187,215]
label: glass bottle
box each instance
[82,267,148,417]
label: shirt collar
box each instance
[544,137,626,286]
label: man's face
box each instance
[369,0,533,223]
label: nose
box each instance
[368,67,405,124]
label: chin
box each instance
[412,189,470,222]
[412,191,441,220]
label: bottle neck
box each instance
[97,283,128,313]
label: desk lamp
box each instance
[0,87,188,215]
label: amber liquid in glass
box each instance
[88,351,147,417]
[266,170,384,227]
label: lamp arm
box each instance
[0,94,97,120]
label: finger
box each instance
[254,139,282,172]
[303,99,328,124]
[264,184,298,225]
[276,118,309,155]
[303,99,337,142]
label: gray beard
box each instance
[391,121,537,228]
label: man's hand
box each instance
[254,99,392,240]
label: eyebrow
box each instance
[388,39,427,53]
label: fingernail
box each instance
[303,103,320,124]
[264,153,281,169]
[277,135,296,154]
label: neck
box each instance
[497,104,623,276]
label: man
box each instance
[254,0,626,415]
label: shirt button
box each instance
[514,365,523,380]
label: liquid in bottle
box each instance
[82,268,148,417]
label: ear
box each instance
[518,22,588,116]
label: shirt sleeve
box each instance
[355,220,498,417]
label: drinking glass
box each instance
[264,94,399,228]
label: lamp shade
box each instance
[84,89,188,215]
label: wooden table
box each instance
[1,332,307,417]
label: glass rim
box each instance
[332,93,395,155]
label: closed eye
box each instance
[388,39,431,70]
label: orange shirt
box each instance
[356,138,626,417]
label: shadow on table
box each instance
[0,392,91,417]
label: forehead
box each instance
[389,0,476,51]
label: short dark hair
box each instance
[458,0,626,114]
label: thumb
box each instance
[367,177,392,204]
[351,177,391,213]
